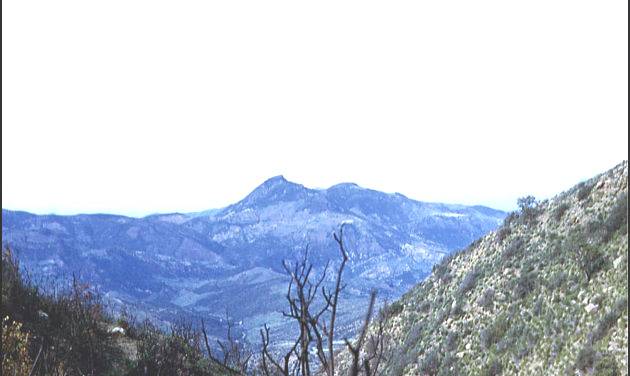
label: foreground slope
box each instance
[369,162,628,375]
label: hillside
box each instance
[1,176,504,344]
[362,161,628,375]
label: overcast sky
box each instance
[2,1,628,217]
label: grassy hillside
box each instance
[370,161,628,375]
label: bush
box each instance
[575,344,596,371]
[418,300,431,313]
[590,309,621,344]
[501,237,524,262]
[594,353,620,376]
[513,270,537,300]
[496,227,512,244]
[603,192,628,241]
[517,196,540,225]
[577,182,594,202]
[547,271,567,290]
[419,349,441,376]
[1,317,32,375]
[437,354,460,376]
[480,314,510,349]
[477,288,495,310]
[482,357,503,376]
[445,331,458,351]
[387,301,404,316]
[566,232,607,282]
[553,202,571,221]
[458,269,480,295]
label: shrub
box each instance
[547,271,567,290]
[575,344,596,371]
[594,353,620,376]
[613,296,628,313]
[576,181,594,201]
[458,269,480,295]
[603,192,628,241]
[513,270,537,300]
[480,314,510,349]
[1,317,32,375]
[566,232,607,282]
[437,354,459,376]
[419,349,441,376]
[517,196,540,225]
[482,357,503,376]
[477,288,495,310]
[590,309,621,343]
[387,301,404,316]
[445,331,458,351]
[418,300,431,313]
[501,237,524,262]
[553,202,571,221]
[496,227,512,244]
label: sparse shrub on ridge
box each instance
[517,195,540,225]
[458,269,480,295]
[419,349,441,376]
[477,288,495,310]
[575,344,597,371]
[480,313,510,349]
[603,191,628,241]
[594,353,621,376]
[589,307,622,344]
[481,356,503,376]
[1,316,32,375]
[577,181,594,202]
[553,202,571,221]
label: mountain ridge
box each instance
[2,176,506,344]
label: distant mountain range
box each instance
[2,176,505,344]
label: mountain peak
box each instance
[234,175,309,208]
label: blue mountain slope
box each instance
[2,177,505,344]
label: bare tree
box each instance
[200,311,252,375]
[259,224,388,376]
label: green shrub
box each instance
[481,356,503,376]
[603,192,628,241]
[480,314,510,349]
[517,196,540,225]
[501,237,524,261]
[513,270,537,300]
[477,288,495,310]
[566,232,607,282]
[387,301,404,316]
[594,353,620,376]
[553,202,571,221]
[419,349,441,376]
[577,182,594,202]
[458,269,480,295]
[590,309,621,343]
[575,344,597,371]
[496,227,512,244]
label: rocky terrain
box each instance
[1,176,505,345]
[350,161,628,375]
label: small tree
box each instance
[517,196,540,225]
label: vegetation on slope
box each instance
[0,247,244,375]
[372,161,628,375]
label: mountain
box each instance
[344,161,628,375]
[1,177,505,344]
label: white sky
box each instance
[2,1,628,217]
